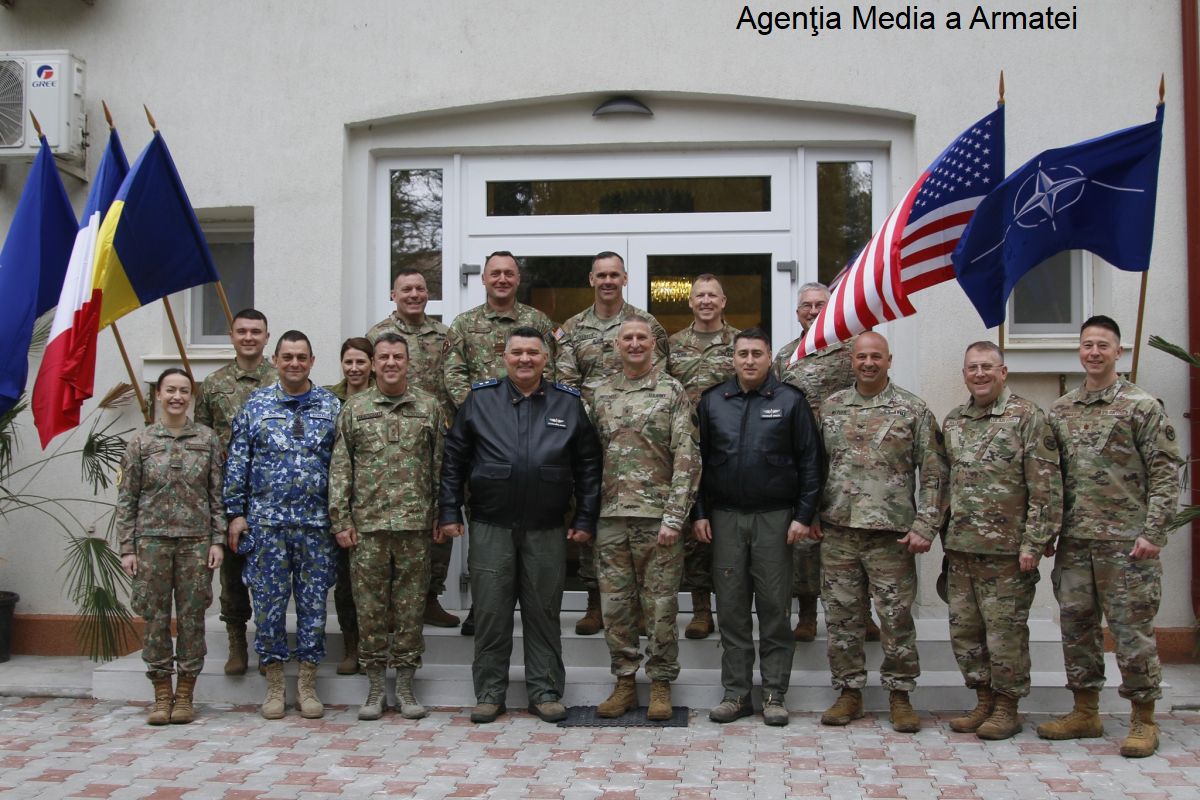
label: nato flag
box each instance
[952,106,1164,328]
[0,137,77,417]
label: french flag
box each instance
[31,130,129,447]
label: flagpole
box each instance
[110,324,152,424]
[998,70,1005,106]
[1130,78,1165,385]
[214,281,235,331]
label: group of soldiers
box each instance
[148,249,1178,759]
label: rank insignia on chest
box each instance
[546,416,567,429]
[760,408,783,419]
[494,342,506,355]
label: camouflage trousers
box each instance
[351,530,430,670]
[821,523,920,691]
[947,551,1038,698]
[711,508,795,697]
[218,546,252,627]
[1052,537,1163,703]
[244,524,337,665]
[469,521,566,705]
[680,522,712,594]
[596,516,683,681]
[792,539,822,598]
[131,537,213,679]
[334,547,357,634]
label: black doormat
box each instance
[559,705,689,727]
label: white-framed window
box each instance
[1006,250,1092,339]
[803,149,889,288]
[190,219,254,346]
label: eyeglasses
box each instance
[963,364,1002,375]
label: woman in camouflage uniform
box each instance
[324,338,375,674]
[118,368,225,726]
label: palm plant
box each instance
[1148,335,1199,530]
[0,320,139,661]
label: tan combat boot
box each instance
[169,674,197,724]
[396,667,428,720]
[1036,689,1104,740]
[976,692,1022,740]
[358,668,386,721]
[647,680,672,721]
[1120,700,1159,758]
[820,689,864,726]
[297,661,324,719]
[224,624,248,676]
[949,686,995,733]
[261,662,286,720]
[575,589,604,636]
[337,631,360,675]
[685,592,715,640]
[793,595,818,642]
[424,593,461,628]
[597,674,638,718]
[147,676,173,726]
[889,690,921,733]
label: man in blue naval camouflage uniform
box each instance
[225,330,341,721]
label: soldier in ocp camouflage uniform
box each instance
[1038,316,1183,759]
[224,331,341,721]
[942,341,1062,740]
[590,318,700,722]
[193,308,276,676]
[817,331,948,733]
[442,251,558,635]
[366,268,460,630]
[667,274,737,641]
[329,333,444,721]
[772,282,857,643]
[555,252,669,636]
[118,368,225,726]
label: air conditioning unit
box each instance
[0,50,86,163]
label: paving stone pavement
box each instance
[2,697,1200,799]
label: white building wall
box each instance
[0,1,1191,627]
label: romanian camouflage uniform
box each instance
[557,302,668,591]
[590,370,700,682]
[1049,378,1183,703]
[224,383,341,665]
[667,321,738,595]
[324,378,374,635]
[774,336,854,599]
[194,359,277,630]
[819,382,948,692]
[329,386,444,670]
[443,302,557,410]
[943,387,1063,699]
[117,422,224,680]
[366,312,457,602]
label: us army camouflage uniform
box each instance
[668,321,738,595]
[590,370,700,681]
[1049,377,1183,703]
[943,387,1063,699]
[558,303,668,591]
[224,383,341,665]
[194,359,277,631]
[774,336,854,600]
[329,386,444,670]
[324,378,375,635]
[365,313,457,603]
[443,302,557,410]
[117,422,224,680]
[819,382,948,691]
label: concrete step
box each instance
[94,612,1130,712]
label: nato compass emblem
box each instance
[969,162,1145,262]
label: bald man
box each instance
[815,332,948,733]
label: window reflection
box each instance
[391,169,443,300]
[817,162,872,285]
[488,176,771,216]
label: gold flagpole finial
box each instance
[1159,73,1165,105]
[143,104,158,132]
[102,100,115,130]
[29,111,44,139]
[998,70,1005,106]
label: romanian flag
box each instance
[31,129,129,447]
[85,130,219,332]
[0,135,77,418]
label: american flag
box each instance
[792,106,1005,361]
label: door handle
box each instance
[776,260,799,282]
[460,263,481,287]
